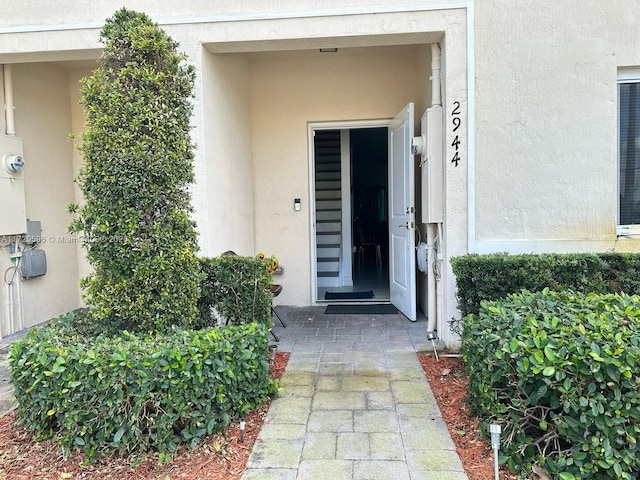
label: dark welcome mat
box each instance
[325,304,398,315]
[324,290,374,300]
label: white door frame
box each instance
[308,119,391,303]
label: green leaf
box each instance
[558,472,576,480]
[113,427,125,443]
[542,366,555,377]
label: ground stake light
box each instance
[427,333,439,361]
[489,424,501,480]
[239,420,245,443]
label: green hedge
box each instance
[462,289,640,479]
[69,9,202,334]
[196,255,273,329]
[9,314,278,459]
[451,253,640,317]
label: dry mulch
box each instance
[1,351,534,479]
[419,353,533,480]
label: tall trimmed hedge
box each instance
[9,314,278,458]
[68,8,201,333]
[451,253,640,317]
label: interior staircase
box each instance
[314,130,342,288]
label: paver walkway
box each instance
[241,306,467,480]
[0,306,468,479]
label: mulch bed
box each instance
[418,353,532,480]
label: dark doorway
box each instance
[350,127,389,292]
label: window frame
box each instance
[617,69,640,236]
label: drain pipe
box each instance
[426,224,437,332]
[430,43,442,108]
[3,64,16,136]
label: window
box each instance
[618,71,640,235]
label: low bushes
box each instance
[196,255,273,329]
[451,253,640,317]
[9,314,278,459]
[462,289,640,479]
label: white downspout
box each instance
[426,224,437,332]
[430,43,442,108]
[3,64,16,136]
[425,43,442,333]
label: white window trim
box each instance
[617,69,640,236]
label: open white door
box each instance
[388,103,417,320]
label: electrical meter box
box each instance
[0,135,26,236]
[420,106,444,224]
[22,248,47,279]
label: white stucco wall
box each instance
[250,48,422,305]
[10,63,80,327]
[473,0,640,253]
[201,51,255,257]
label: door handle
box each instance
[398,222,414,229]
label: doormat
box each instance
[324,304,398,315]
[324,290,374,300]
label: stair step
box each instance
[316,189,341,200]
[317,247,340,258]
[316,210,341,221]
[316,222,341,232]
[318,257,339,262]
[316,171,341,180]
[317,261,339,272]
[316,233,341,244]
[316,163,341,172]
[318,271,340,277]
[316,180,341,190]
[316,199,341,210]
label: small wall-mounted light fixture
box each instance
[319,48,338,53]
[294,198,301,211]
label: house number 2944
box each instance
[451,101,461,167]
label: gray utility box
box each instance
[22,249,47,279]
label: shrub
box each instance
[451,253,640,317]
[68,8,202,333]
[196,255,274,329]
[462,289,640,479]
[9,314,278,459]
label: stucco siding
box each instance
[201,51,255,257]
[11,63,80,327]
[474,0,640,246]
[251,49,421,305]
